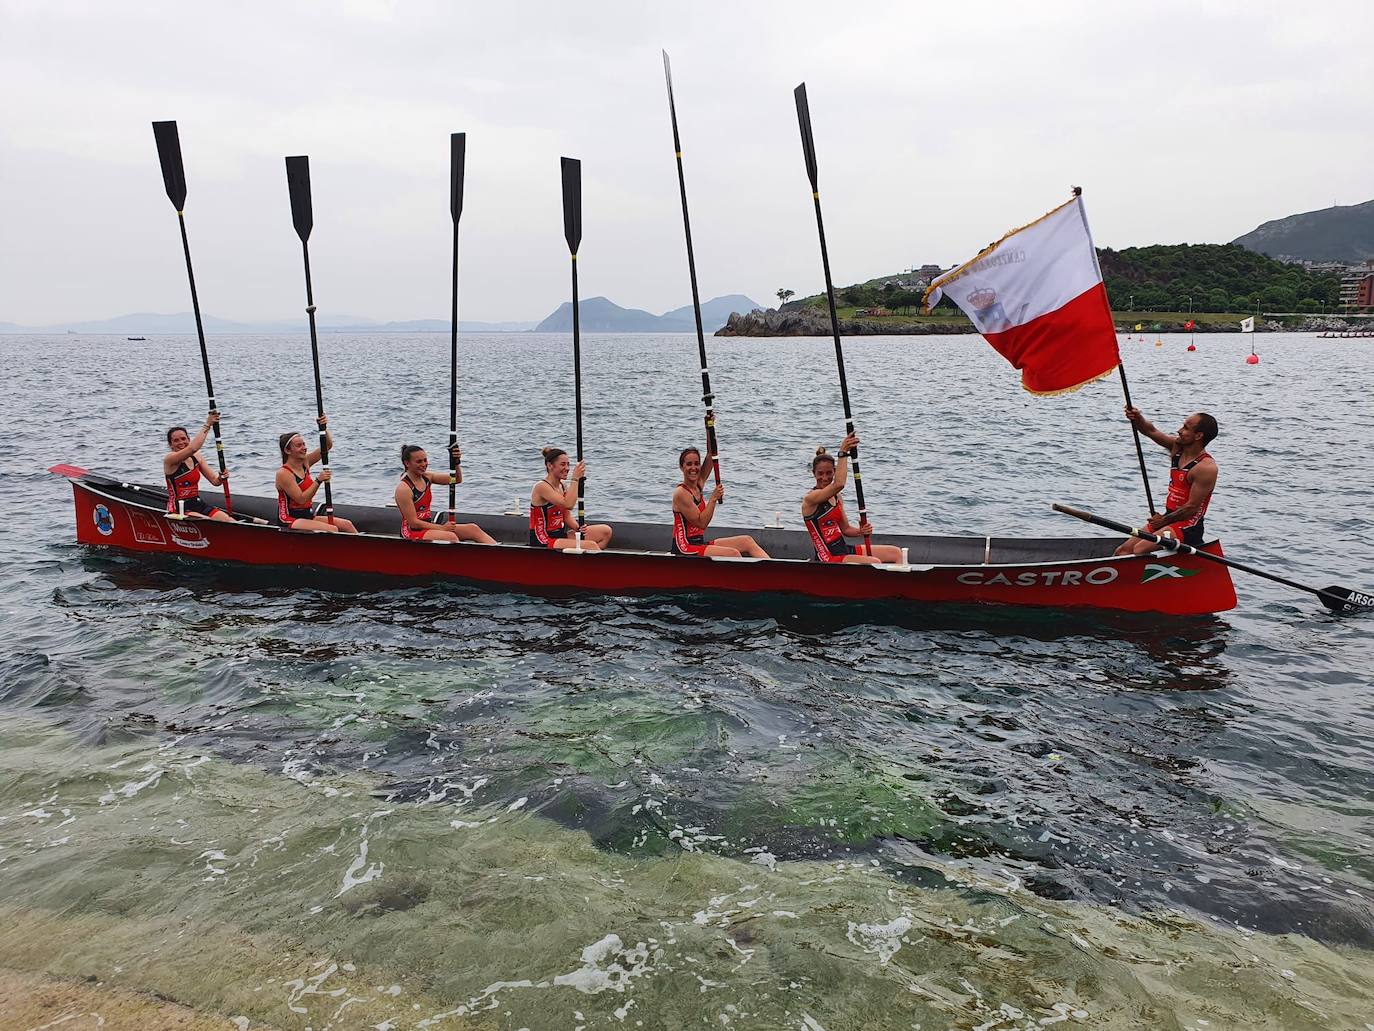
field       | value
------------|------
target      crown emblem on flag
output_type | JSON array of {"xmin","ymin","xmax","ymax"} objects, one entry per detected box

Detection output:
[{"xmin": 967, "ymin": 286, "xmax": 997, "ymax": 309}]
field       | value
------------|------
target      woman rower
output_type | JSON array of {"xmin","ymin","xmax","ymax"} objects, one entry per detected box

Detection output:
[
  {"xmin": 396, "ymin": 444, "xmax": 496, "ymax": 544},
  {"xmin": 163, "ymin": 412, "xmax": 233, "ymax": 520},
  {"xmin": 671, "ymin": 447, "xmax": 769, "ymax": 558},
  {"xmin": 275, "ymin": 416, "xmax": 358, "ymax": 533},
  {"xmin": 530, "ymin": 447, "xmax": 613, "ymax": 551},
  {"xmin": 802, "ymin": 434, "xmax": 901, "ymax": 565}
]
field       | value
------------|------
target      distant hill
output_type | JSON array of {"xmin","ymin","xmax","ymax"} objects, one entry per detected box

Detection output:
[
  {"xmin": 1233, "ymin": 199, "xmax": 1374, "ymax": 263},
  {"xmin": 534, "ymin": 294, "xmax": 762, "ymax": 333},
  {"xmin": 0, "ymin": 313, "xmax": 538, "ymax": 334}
]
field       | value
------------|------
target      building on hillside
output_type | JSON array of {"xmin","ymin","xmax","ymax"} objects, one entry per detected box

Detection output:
[{"xmin": 1339, "ymin": 266, "xmax": 1374, "ymax": 310}]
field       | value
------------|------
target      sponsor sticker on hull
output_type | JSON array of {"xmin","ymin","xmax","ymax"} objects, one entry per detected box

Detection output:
[
  {"xmin": 169, "ymin": 520, "xmax": 210, "ymax": 550},
  {"xmin": 93, "ymin": 504, "xmax": 115, "ymax": 536},
  {"xmin": 130, "ymin": 508, "xmax": 167, "ymax": 545}
]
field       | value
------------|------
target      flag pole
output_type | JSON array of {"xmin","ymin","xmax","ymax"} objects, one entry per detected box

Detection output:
[{"xmin": 1073, "ymin": 187, "xmax": 1156, "ymax": 516}]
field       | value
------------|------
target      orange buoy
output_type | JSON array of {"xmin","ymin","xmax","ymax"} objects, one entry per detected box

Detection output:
[
  {"xmin": 1154, "ymin": 339, "xmax": 1163, "ymax": 347},
  {"xmin": 1246, "ymin": 353, "xmax": 1260, "ymax": 365}
]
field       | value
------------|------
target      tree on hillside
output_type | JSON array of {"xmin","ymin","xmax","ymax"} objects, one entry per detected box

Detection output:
[{"xmin": 776, "ymin": 288, "xmax": 795, "ymax": 307}]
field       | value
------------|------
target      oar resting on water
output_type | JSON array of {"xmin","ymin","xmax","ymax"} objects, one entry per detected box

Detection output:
[{"xmin": 1053, "ymin": 503, "xmax": 1373, "ymax": 614}]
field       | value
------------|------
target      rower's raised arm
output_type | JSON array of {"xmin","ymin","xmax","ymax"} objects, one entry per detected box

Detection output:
[{"xmin": 1125, "ymin": 406, "xmax": 1175, "ymax": 450}]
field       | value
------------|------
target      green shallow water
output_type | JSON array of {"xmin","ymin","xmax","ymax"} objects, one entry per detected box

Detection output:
[{"xmin": 4, "ymin": 719, "xmax": 1373, "ymax": 1030}]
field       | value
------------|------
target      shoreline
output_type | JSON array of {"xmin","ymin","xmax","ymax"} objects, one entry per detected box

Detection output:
[{"xmin": 716, "ymin": 310, "xmax": 1367, "ymax": 337}]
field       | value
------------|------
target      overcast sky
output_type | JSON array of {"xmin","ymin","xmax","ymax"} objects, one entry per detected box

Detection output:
[{"xmin": 3, "ymin": 0, "xmax": 1371, "ymax": 324}]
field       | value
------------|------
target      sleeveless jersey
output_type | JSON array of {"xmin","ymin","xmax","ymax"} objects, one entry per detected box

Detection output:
[
  {"xmin": 1165, "ymin": 451, "xmax": 1212, "ymax": 532},
  {"xmin": 277, "ymin": 465, "xmax": 315, "ymax": 525},
  {"xmin": 804, "ymin": 496, "xmax": 853, "ymax": 563},
  {"xmin": 400, "ymin": 475, "xmax": 433, "ymax": 540},
  {"xmin": 672, "ymin": 485, "xmax": 709, "ymax": 556},
  {"xmin": 165, "ymin": 459, "xmax": 202, "ymax": 513},
  {"xmin": 529, "ymin": 493, "xmax": 567, "ymax": 547}
]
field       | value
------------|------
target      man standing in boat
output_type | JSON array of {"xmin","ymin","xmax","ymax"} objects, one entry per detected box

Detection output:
[{"xmin": 1114, "ymin": 407, "xmax": 1219, "ymax": 556}]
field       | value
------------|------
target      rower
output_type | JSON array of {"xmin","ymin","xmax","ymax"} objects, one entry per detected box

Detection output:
[
  {"xmin": 274, "ymin": 416, "xmax": 359, "ymax": 534},
  {"xmin": 530, "ymin": 447, "xmax": 612, "ymax": 551},
  {"xmin": 802, "ymin": 434, "xmax": 902, "ymax": 565},
  {"xmin": 162, "ymin": 413, "xmax": 233, "ymax": 521},
  {"xmin": 396, "ymin": 444, "xmax": 495, "ymax": 544},
  {"xmin": 1115, "ymin": 407, "xmax": 1219, "ymax": 556},
  {"xmin": 671, "ymin": 446, "xmax": 769, "ymax": 558}
]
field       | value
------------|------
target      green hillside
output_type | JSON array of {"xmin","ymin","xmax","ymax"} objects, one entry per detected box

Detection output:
[{"xmin": 786, "ymin": 244, "xmax": 1341, "ymax": 316}]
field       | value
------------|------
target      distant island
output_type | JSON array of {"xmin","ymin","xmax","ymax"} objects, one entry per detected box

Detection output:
[
  {"xmin": 0, "ymin": 294, "xmax": 763, "ymax": 336},
  {"xmin": 533, "ymin": 294, "xmax": 760, "ymax": 333}
]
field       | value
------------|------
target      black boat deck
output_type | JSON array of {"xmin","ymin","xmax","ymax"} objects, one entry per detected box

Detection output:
[{"xmin": 82, "ymin": 475, "xmax": 1125, "ymax": 567}]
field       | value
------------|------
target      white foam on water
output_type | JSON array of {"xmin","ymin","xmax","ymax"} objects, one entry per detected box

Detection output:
[
  {"xmin": 336, "ymin": 839, "xmax": 384, "ymax": 896},
  {"xmin": 800, "ymin": 1014, "xmax": 827, "ymax": 1030},
  {"xmin": 507, "ymin": 797, "xmax": 528, "ymax": 812},
  {"xmin": 98, "ymin": 764, "xmax": 163, "ymax": 805},
  {"xmin": 751, "ymin": 851, "xmax": 778, "ymax": 872},
  {"xmin": 846, "ymin": 914, "xmax": 914, "ymax": 965}
]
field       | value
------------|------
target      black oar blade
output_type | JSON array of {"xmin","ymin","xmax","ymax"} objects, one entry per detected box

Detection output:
[
  {"xmin": 285, "ymin": 155, "xmax": 313, "ymax": 243},
  {"xmin": 1319, "ymin": 585, "xmax": 1374, "ymax": 614},
  {"xmin": 560, "ymin": 156, "xmax": 582, "ymax": 256},
  {"xmin": 152, "ymin": 120, "xmax": 187, "ymax": 211},
  {"xmin": 450, "ymin": 132, "xmax": 466, "ymax": 224},
  {"xmin": 794, "ymin": 82, "xmax": 818, "ymax": 191}
]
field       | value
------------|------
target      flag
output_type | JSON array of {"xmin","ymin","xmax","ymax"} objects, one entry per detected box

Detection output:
[
  {"xmin": 1241, "ymin": 316, "xmax": 1254, "ymax": 332},
  {"xmin": 1184, "ymin": 319, "xmax": 1195, "ymax": 330},
  {"xmin": 924, "ymin": 195, "xmax": 1120, "ymax": 395}
]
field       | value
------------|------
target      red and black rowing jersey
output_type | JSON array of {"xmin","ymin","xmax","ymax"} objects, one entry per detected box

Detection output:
[
  {"xmin": 400, "ymin": 475, "xmax": 433, "ymax": 540},
  {"xmin": 804, "ymin": 496, "xmax": 854, "ymax": 563},
  {"xmin": 529, "ymin": 498, "xmax": 567, "ymax": 547},
  {"xmin": 1162, "ymin": 450, "xmax": 1213, "ymax": 544},
  {"xmin": 277, "ymin": 465, "xmax": 315, "ymax": 526},
  {"xmin": 671, "ymin": 485, "xmax": 709, "ymax": 556},
  {"xmin": 165, "ymin": 459, "xmax": 202, "ymax": 513}
]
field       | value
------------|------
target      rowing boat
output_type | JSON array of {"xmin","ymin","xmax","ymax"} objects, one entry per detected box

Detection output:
[{"xmin": 54, "ymin": 468, "xmax": 1238, "ymax": 615}]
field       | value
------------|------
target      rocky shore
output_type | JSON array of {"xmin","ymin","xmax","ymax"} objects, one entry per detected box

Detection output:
[{"xmin": 716, "ymin": 309, "xmax": 1366, "ymax": 337}]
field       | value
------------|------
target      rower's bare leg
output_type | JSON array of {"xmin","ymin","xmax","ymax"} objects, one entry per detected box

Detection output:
[
  {"xmin": 583, "ymin": 524, "xmax": 613, "ymax": 548},
  {"xmin": 712, "ymin": 534, "xmax": 769, "ymax": 559},
  {"xmin": 868, "ymin": 544, "xmax": 903, "ymax": 563},
  {"xmin": 839, "ymin": 553, "xmax": 883, "ymax": 565},
  {"xmin": 331, "ymin": 517, "xmax": 359, "ymax": 534},
  {"xmin": 1115, "ymin": 531, "xmax": 1161, "ymax": 557},
  {"xmin": 453, "ymin": 522, "xmax": 497, "ymax": 544},
  {"xmin": 552, "ymin": 537, "xmax": 601, "ymax": 552},
  {"xmin": 287, "ymin": 517, "xmax": 340, "ymax": 533},
  {"xmin": 191, "ymin": 509, "xmax": 235, "ymax": 523},
  {"xmin": 702, "ymin": 543, "xmax": 743, "ymax": 558},
  {"xmin": 419, "ymin": 527, "xmax": 461, "ymax": 542}
]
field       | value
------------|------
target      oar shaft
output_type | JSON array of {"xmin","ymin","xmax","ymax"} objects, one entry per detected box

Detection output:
[
  {"xmin": 1117, "ymin": 363, "xmax": 1156, "ymax": 515},
  {"xmin": 299, "ymin": 241, "xmax": 334, "ymax": 519},
  {"xmin": 173, "ymin": 210, "xmax": 233, "ymax": 515},
  {"xmin": 571, "ymin": 255, "xmax": 585, "ymax": 526},
  {"xmin": 664, "ymin": 53, "xmax": 722, "ymax": 498},
  {"xmin": 810, "ymin": 190, "xmax": 871, "ymax": 554},
  {"xmin": 1051, "ymin": 503, "xmax": 1352, "ymax": 608},
  {"xmin": 449, "ymin": 214, "xmax": 460, "ymax": 519}
]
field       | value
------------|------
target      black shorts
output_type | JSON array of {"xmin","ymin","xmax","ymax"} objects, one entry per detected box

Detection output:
[
  {"xmin": 1181, "ymin": 521, "xmax": 1205, "ymax": 547},
  {"xmin": 175, "ymin": 497, "xmax": 221, "ymax": 518},
  {"xmin": 529, "ymin": 529, "xmax": 568, "ymax": 548}
]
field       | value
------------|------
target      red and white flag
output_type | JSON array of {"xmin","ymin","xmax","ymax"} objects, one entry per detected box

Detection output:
[{"xmin": 924, "ymin": 194, "xmax": 1120, "ymax": 396}]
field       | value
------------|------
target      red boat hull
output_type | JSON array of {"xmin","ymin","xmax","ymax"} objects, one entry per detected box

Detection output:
[{"xmin": 64, "ymin": 476, "xmax": 1238, "ymax": 616}]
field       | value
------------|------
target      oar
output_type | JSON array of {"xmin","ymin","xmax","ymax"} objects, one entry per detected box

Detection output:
[
  {"xmin": 662, "ymin": 51, "xmax": 723, "ymax": 500},
  {"xmin": 1052, "ymin": 503, "xmax": 1373, "ymax": 614},
  {"xmin": 447, "ymin": 132, "xmax": 466, "ymax": 524},
  {"xmin": 560, "ymin": 155, "xmax": 586, "ymax": 528},
  {"xmin": 151, "ymin": 120, "xmax": 233, "ymax": 516},
  {"xmin": 794, "ymin": 82, "xmax": 871, "ymax": 555},
  {"xmin": 284, "ymin": 155, "xmax": 334, "ymax": 523}
]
